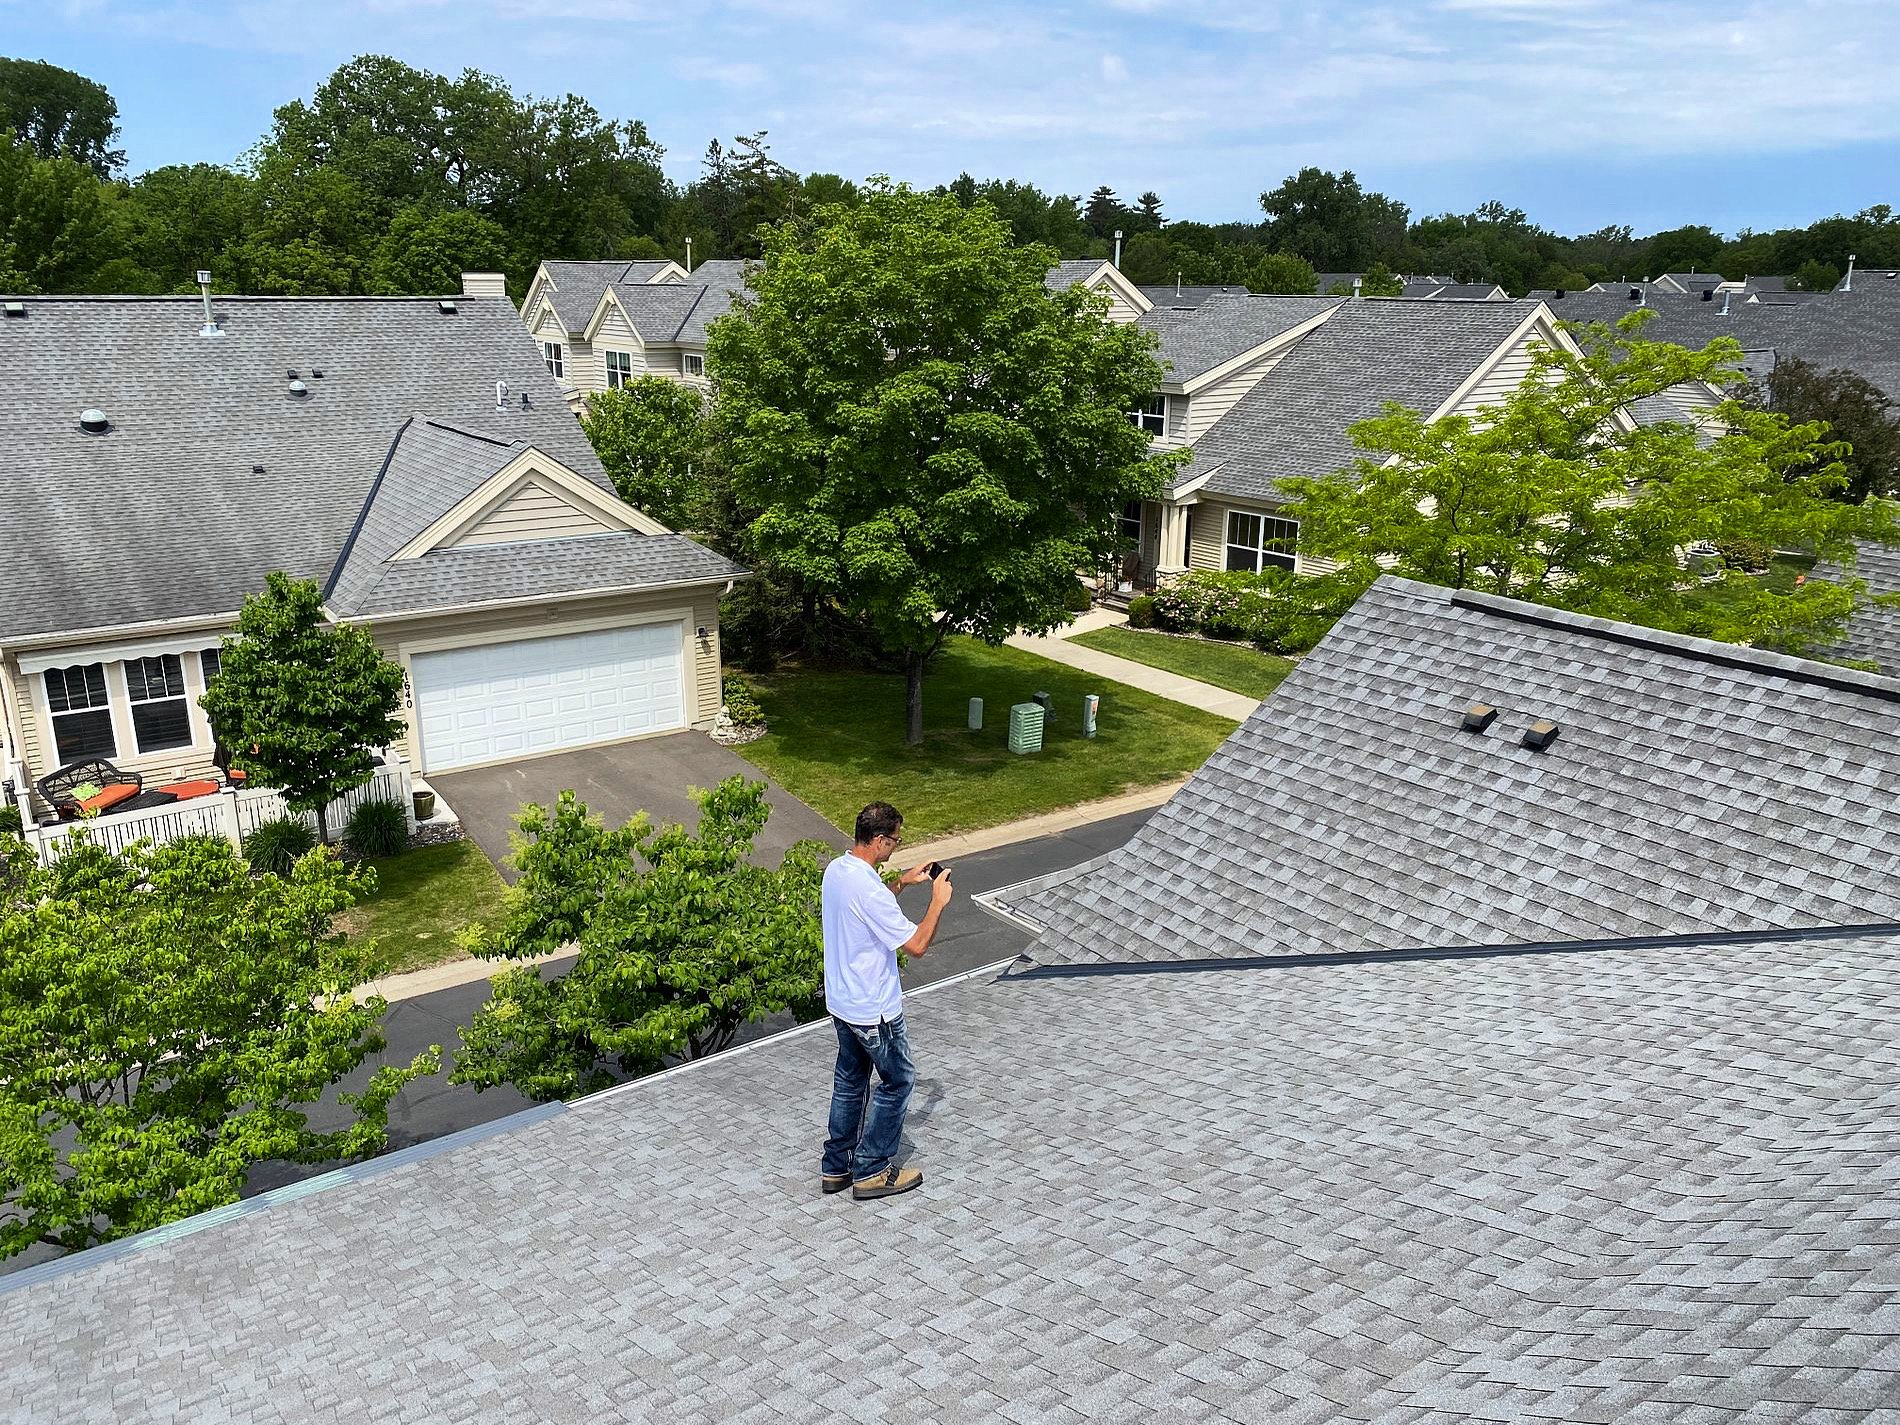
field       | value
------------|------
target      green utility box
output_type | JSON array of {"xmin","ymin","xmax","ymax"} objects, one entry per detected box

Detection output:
[{"xmin": 1008, "ymin": 702, "xmax": 1045, "ymax": 755}]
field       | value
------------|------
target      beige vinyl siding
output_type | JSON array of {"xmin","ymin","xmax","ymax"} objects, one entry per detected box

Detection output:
[
  {"xmin": 373, "ymin": 583, "xmax": 728, "ymax": 767},
  {"xmin": 530, "ymin": 304, "xmax": 565, "ymax": 341},
  {"xmin": 1451, "ymin": 332, "xmax": 1539, "ymax": 415},
  {"xmin": 564, "ymin": 337, "xmax": 593, "ymax": 389},
  {"xmin": 446, "ymin": 480, "xmax": 614, "ymax": 548},
  {"xmin": 9, "ymin": 648, "xmax": 227, "ymax": 815},
  {"xmin": 1101, "ymin": 287, "xmax": 1143, "ymax": 323},
  {"xmin": 1184, "ymin": 345, "xmax": 1300, "ymax": 442},
  {"xmin": 1166, "ymin": 394, "xmax": 1188, "ymax": 435}
]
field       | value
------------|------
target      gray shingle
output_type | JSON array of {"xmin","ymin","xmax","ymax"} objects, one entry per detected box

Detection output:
[
  {"xmin": 1815, "ymin": 540, "xmax": 1900, "ymax": 675},
  {"xmin": 1542, "ymin": 289, "xmax": 1900, "ymax": 404},
  {"xmin": 988, "ymin": 576, "xmax": 1900, "ymax": 967},
  {"xmin": 0, "ymin": 295, "xmax": 620, "ymax": 640},
  {"xmin": 539, "ymin": 259, "xmax": 674, "ymax": 331},
  {"xmin": 1137, "ymin": 284, "xmax": 1250, "ymax": 310},
  {"xmin": 1046, "ymin": 258, "xmax": 1109, "ymax": 291},
  {"xmin": 4, "ymin": 927, "xmax": 1897, "ymax": 1422},
  {"xmin": 1188, "ymin": 300, "xmax": 1539, "ymax": 501},
  {"xmin": 1136, "ymin": 295, "xmax": 1342, "ymax": 385},
  {"xmin": 342, "ymin": 534, "xmax": 743, "ymax": 618}
]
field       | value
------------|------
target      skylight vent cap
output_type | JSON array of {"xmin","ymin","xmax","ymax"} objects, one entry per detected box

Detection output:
[
  {"xmin": 3, "ymin": 301, "xmax": 24, "ymax": 318},
  {"xmin": 438, "ymin": 298, "xmax": 458, "ymax": 315},
  {"xmin": 78, "ymin": 408, "xmax": 109, "ymax": 435},
  {"xmin": 287, "ymin": 379, "xmax": 310, "ymax": 399}
]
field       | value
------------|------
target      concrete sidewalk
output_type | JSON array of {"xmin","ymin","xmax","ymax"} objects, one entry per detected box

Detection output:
[{"xmin": 1008, "ymin": 612, "xmax": 1262, "ymax": 722}]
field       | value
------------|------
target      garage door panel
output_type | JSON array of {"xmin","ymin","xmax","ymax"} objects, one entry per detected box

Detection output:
[{"xmin": 412, "ymin": 622, "xmax": 686, "ymax": 772}]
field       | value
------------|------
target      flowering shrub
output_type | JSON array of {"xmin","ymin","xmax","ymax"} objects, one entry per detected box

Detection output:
[{"xmin": 1152, "ymin": 567, "xmax": 1355, "ymax": 654}]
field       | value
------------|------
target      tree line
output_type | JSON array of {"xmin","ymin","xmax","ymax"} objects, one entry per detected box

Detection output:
[{"xmin": 2, "ymin": 54, "xmax": 1896, "ymax": 299}]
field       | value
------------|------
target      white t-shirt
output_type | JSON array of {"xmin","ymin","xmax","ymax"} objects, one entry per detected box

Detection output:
[{"xmin": 821, "ymin": 854, "xmax": 915, "ymax": 1024}]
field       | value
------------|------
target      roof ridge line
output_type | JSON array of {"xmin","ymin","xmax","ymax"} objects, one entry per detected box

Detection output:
[
  {"xmin": 1442, "ymin": 582, "xmax": 1900, "ymax": 702},
  {"xmin": 421, "ymin": 415, "xmax": 520, "ymax": 448},
  {"xmin": 1010, "ymin": 919, "xmax": 1900, "ymax": 981},
  {"xmin": 323, "ymin": 414, "xmax": 415, "ymax": 602}
]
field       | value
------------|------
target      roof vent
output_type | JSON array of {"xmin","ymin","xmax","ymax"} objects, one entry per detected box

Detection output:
[
  {"xmin": 1522, "ymin": 719, "xmax": 1560, "ymax": 752},
  {"xmin": 311, "ymin": 368, "xmax": 325, "ymax": 378},
  {"xmin": 3, "ymin": 300, "xmax": 23, "ymax": 318},
  {"xmin": 252, "ymin": 463, "xmax": 266, "ymax": 475},
  {"xmin": 1461, "ymin": 703, "xmax": 1498, "ymax": 733},
  {"xmin": 78, "ymin": 408, "xmax": 110, "ymax": 435},
  {"xmin": 1700, "ymin": 288, "xmax": 1713, "ymax": 302},
  {"xmin": 520, "ymin": 392, "xmax": 531, "ymax": 410},
  {"xmin": 438, "ymin": 298, "xmax": 457, "ymax": 315},
  {"xmin": 287, "ymin": 379, "xmax": 310, "ymax": 399},
  {"xmin": 1553, "ymin": 288, "xmax": 1565, "ymax": 300},
  {"xmin": 1628, "ymin": 286, "xmax": 1641, "ymax": 301},
  {"xmin": 286, "ymin": 368, "xmax": 299, "ymax": 380}
]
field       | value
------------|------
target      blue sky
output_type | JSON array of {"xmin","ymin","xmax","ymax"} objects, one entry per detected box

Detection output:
[{"xmin": 5, "ymin": 0, "xmax": 1896, "ymax": 236}]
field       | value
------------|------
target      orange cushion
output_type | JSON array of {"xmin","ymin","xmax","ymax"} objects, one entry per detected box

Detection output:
[
  {"xmin": 78, "ymin": 783, "xmax": 139, "ymax": 814},
  {"xmin": 155, "ymin": 779, "xmax": 220, "ymax": 801}
]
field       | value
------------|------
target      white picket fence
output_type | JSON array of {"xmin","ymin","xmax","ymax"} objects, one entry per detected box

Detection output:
[{"xmin": 14, "ymin": 759, "xmax": 415, "ymax": 866}]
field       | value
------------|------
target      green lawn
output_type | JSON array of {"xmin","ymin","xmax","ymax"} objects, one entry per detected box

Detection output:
[
  {"xmin": 344, "ymin": 840, "xmax": 510, "ymax": 977},
  {"xmin": 1680, "ymin": 552, "xmax": 1815, "ymax": 610},
  {"xmin": 735, "ymin": 637, "xmax": 1238, "ymax": 841},
  {"xmin": 1069, "ymin": 626, "xmax": 1297, "ymax": 700}
]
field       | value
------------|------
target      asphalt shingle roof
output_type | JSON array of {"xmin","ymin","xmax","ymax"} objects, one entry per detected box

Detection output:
[
  {"xmin": 1135, "ymin": 294, "xmax": 1341, "ymax": 384},
  {"xmin": 539, "ymin": 259, "xmax": 675, "ymax": 331},
  {"xmin": 5, "ymin": 923, "xmax": 1897, "ymax": 1422},
  {"xmin": 603, "ymin": 260, "xmax": 750, "ymax": 344},
  {"xmin": 1135, "ymin": 283, "xmax": 1249, "ymax": 309},
  {"xmin": 990, "ymin": 576, "xmax": 1900, "ymax": 967},
  {"xmin": 1543, "ymin": 288, "xmax": 1900, "ymax": 403},
  {"xmin": 1044, "ymin": 257, "xmax": 1108, "ymax": 290},
  {"xmin": 1187, "ymin": 300, "xmax": 1538, "ymax": 501},
  {"xmin": 0, "ymin": 295, "xmax": 622, "ymax": 642},
  {"xmin": 1817, "ymin": 539, "xmax": 1900, "ymax": 674}
]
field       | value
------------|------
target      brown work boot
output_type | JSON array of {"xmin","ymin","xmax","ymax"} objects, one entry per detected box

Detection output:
[
  {"xmin": 821, "ymin": 1172, "xmax": 852, "ymax": 1195},
  {"xmin": 852, "ymin": 1164, "xmax": 923, "ymax": 1200}
]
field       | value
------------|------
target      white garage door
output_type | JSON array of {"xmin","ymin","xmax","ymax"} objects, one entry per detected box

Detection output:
[{"xmin": 411, "ymin": 622, "xmax": 685, "ymax": 772}]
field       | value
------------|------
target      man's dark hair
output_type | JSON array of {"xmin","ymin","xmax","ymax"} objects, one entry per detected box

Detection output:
[{"xmin": 855, "ymin": 802, "xmax": 903, "ymax": 845}]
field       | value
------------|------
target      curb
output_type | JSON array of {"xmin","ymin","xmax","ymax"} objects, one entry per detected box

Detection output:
[{"xmin": 889, "ymin": 779, "xmax": 1180, "ymax": 870}]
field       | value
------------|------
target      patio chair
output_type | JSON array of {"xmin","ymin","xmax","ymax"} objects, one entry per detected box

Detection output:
[
  {"xmin": 212, "ymin": 741, "xmax": 250, "ymax": 787},
  {"xmin": 38, "ymin": 759, "xmax": 143, "ymax": 819}
]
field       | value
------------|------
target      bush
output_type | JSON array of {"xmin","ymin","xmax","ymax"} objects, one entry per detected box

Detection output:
[
  {"xmin": 0, "ymin": 804, "xmax": 20, "ymax": 836},
  {"xmin": 1713, "ymin": 537, "xmax": 1772, "ymax": 572},
  {"xmin": 722, "ymin": 674, "xmax": 766, "ymax": 728},
  {"xmin": 344, "ymin": 797, "xmax": 409, "ymax": 858},
  {"xmin": 245, "ymin": 815, "xmax": 316, "ymax": 875},
  {"xmin": 1065, "ymin": 580, "xmax": 1094, "ymax": 613},
  {"xmin": 1125, "ymin": 595, "xmax": 1155, "ymax": 629},
  {"xmin": 1152, "ymin": 568, "xmax": 1290, "ymax": 638}
]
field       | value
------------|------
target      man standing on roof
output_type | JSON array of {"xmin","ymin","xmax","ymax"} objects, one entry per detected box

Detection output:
[{"xmin": 819, "ymin": 801, "xmax": 954, "ymax": 1200}]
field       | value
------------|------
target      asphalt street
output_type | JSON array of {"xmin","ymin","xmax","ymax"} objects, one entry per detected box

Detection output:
[{"xmin": 243, "ymin": 807, "xmax": 1151, "ymax": 1196}]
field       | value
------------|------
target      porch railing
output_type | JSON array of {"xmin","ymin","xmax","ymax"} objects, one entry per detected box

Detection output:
[{"xmin": 12, "ymin": 758, "xmax": 415, "ymax": 867}]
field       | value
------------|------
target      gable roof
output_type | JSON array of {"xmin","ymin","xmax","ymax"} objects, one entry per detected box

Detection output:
[
  {"xmin": 0, "ymin": 295, "xmax": 639, "ymax": 644},
  {"xmin": 6, "ymin": 891, "xmax": 1896, "ymax": 1419},
  {"xmin": 535, "ymin": 259, "xmax": 681, "ymax": 331},
  {"xmin": 1186, "ymin": 299, "xmax": 1544, "ymax": 501},
  {"xmin": 986, "ymin": 576, "xmax": 1900, "ymax": 968},
  {"xmin": 1134, "ymin": 294, "xmax": 1341, "ymax": 386},
  {"xmin": 1541, "ymin": 287, "xmax": 1900, "ymax": 403},
  {"xmin": 591, "ymin": 260, "xmax": 752, "ymax": 346},
  {"xmin": 1402, "ymin": 282, "xmax": 1508, "ymax": 301}
]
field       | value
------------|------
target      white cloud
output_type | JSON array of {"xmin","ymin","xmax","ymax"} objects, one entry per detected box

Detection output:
[{"xmin": 1100, "ymin": 53, "xmax": 1128, "ymax": 82}]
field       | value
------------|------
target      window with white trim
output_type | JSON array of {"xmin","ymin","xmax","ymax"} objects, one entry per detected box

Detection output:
[
  {"xmin": 1128, "ymin": 393, "xmax": 1166, "ymax": 437},
  {"xmin": 126, "ymin": 654, "xmax": 192, "ymax": 753},
  {"xmin": 542, "ymin": 341, "xmax": 564, "ymax": 379},
  {"xmin": 604, "ymin": 350, "xmax": 633, "ymax": 388},
  {"xmin": 681, "ymin": 352, "xmax": 705, "ymax": 378},
  {"xmin": 1120, "ymin": 500, "xmax": 1143, "ymax": 545},
  {"xmin": 199, "ymin": 647, "xmax": 222, "ymax": 687},
  {"xmin": 44, "ymin": 663, "xmax": 116, "ymax": 763},
  {"xmin": 1225, "ymin": 510, "xmax": 1298, "ymax": 573}
]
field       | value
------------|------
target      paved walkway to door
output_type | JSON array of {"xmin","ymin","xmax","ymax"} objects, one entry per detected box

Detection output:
[
  {"xmin": 1005, "ymin": 608, "xmax": 1262, "ymax": 722},
  {"xmin": 428, "ymin": 731, "xmax": 841, "ymax": 882}
]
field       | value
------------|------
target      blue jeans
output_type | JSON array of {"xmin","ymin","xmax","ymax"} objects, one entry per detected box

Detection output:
[{"xmin": 822, "ymin": 1014, "xmax": 915, "ymax": 1180}]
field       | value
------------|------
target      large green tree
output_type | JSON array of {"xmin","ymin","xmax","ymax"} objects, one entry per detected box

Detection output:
[
  {"xmin": 1260, "ymin": 167, "xmax": 1409, "ymax": 271},
  {"xmin": 1758, "ymin": 357, "xmax": 1900, "ymax": 503},
  {"xmin": 708, "ymin": 181, "xmax": 1182, "ymax": 742},
  {"xmin": 199, "ymin": 573, "xmax": 406, "ymax": 842},
  {"xmin": 1279, "ymin": 312, "xmax": 1899, "ymax": 652},
  {"xmin": 451, "ymin": 778, "xmax": 827, "ymax": 1102},
  {"xmin": 0, "ymin": 832, "xmax": 436, "ymax": 1259},
  {"xmin": 367, "ymin": 204, "xmax": 514, "ymax": 295},
  {"xmin": 0, "ymin": 58, "xmax": 122, "ymax": 176},
  {"xmin": 0, "ymin": 132, "xmax": 117, "ymax": 292},
  {"xmin": 581, "ymin": 374, "xmax": 709, "ymax": 528}
]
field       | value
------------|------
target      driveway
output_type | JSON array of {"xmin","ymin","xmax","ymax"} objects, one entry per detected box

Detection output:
[{"xmin": 429, "ymin": 732, "xmax": 841, "ymax": 879}]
